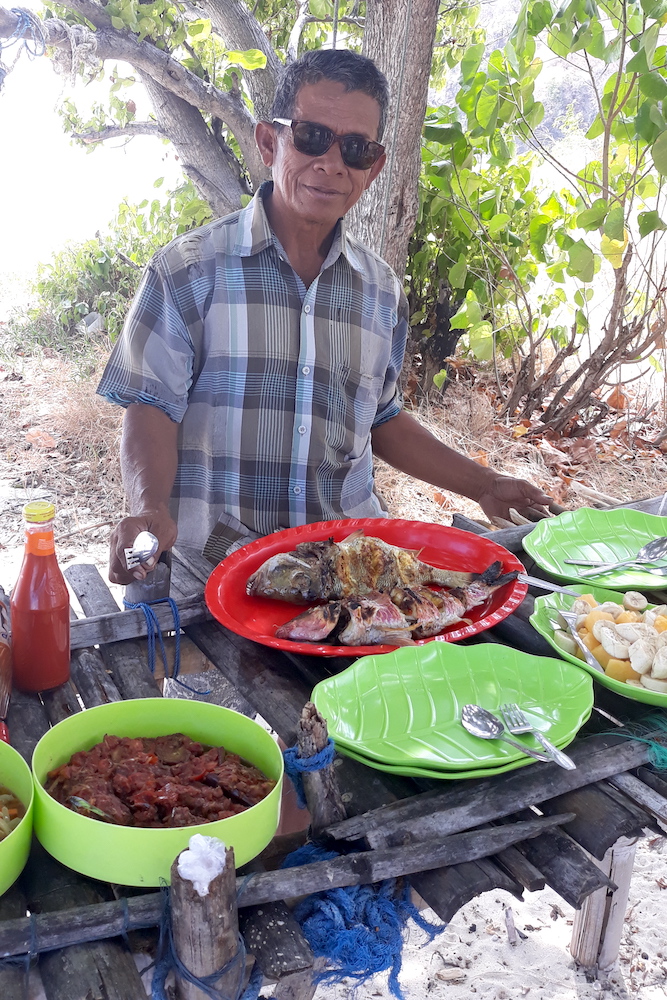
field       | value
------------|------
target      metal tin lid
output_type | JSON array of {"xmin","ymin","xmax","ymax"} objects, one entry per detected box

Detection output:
[{"xmin": 23, "ymin": 500, "xmax": 56, "ymax": 523}]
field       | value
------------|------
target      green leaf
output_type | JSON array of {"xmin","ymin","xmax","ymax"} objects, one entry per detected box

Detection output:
[
  {"xmin": 603, "ymin": 205, "xmax": 625, "ymax": 240},
  {"xmin": 226, "ymin": 49, "xmax": 267, "ymax": 70},
  {"xmin": 448, "ymin": 253, "xmax": 468, "ymax": 289},
  {"xmin": 111, "ymin": 16, "xmax": 124, "ymax": 29},
  {"xmin": 567, "ymin": 240, "xmax": 595, "ymax": 281},
  {"xmin": 638, "ymin": 72, "xmax": 667, "ymax": 101},
  {"xmin": 476, "ymin": 83, "xmax": 500, "ymax": 129},
  {"xmin": 585, "ymin": 115, "xmax": 605, "ymax": 140},
  {"xmin": 460, "ymin": 42, "xmax": 485, "ymax": 83},
  {"xmin": 600, "ymin": 232, "xmax": 627, "ymax": 268},
  {"xmin": 643, "ymin": 22, "xmax": 661, "ymax": 64},
  {"xmin": 487, "ymin": 212, "xmax": 511, "ymax": 236},
  {"xmin": 433, "ymin": 369, "xmax": 448, "ymax": 390},
  {"xmin": 638, "ymin": 209, "xmax": 667, "ymax": 237},
  {"xmin": 449, "ymin": 303, "xmax": 470, "ymax": 330},
  {"xmin": 423, "ymin": 124, "xmax": 463, "ymax": 145},
  {"xmin": 468, "ymin": 321, "xmax": 494, "ymax": 360},
  {"xmin": 187, "ymin": 19, "xmax": 212, "ymax": 40},
  {"xmin": 635, "ymin": 101, "xmax": 661, "ymax": 144},
  {"xmin": 309, "ymin": 0, "xmax": 331, "ymax": 17},
  {"xmin": 577, "ymin": 198, "xmax": 608, "ymax": 231},
  {"xmin": 651, "ymin": 130, "xmax": 667, "ymax": 174},
  {"xmin": 626, "ymin": 49, "xmax": 650, "ymax": 74}
]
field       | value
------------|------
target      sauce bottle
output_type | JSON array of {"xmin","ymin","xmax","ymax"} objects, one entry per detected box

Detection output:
[{"xmin": 10, "ymin": 501, "xmax": 70, "ymax": 692}]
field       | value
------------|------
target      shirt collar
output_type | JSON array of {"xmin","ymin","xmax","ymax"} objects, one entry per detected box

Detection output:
[{"xmin": 234, "ymin": 181, "xmax": 365, "ymax": 275}]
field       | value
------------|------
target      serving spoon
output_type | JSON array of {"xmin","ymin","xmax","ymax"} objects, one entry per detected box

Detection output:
[
  {"xmin": 460, "ymin": 704, "xmax": 551, "ymax": 762},
  {"xmin": 574, "ymin": 536, "xmax": 667, "ymax": 578}
]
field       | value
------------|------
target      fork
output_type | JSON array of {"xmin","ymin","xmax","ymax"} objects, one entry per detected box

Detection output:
[{"xmin": 499, "ymin": 703, "xmax": 577, "ymax": 770}]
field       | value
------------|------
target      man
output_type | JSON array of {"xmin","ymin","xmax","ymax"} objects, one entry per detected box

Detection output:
[{"xmin": 98, "ymin": 49, "xmax": 551, "ymax": 586}]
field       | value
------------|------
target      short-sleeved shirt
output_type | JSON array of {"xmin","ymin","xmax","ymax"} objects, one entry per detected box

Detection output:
[{"xmin": 97, "ymin": 182, "xmax": 409, "ymax": 561}]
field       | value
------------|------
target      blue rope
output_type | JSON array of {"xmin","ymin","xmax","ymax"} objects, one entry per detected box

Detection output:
[
  {"xmin": 151, "ymin": 886, "xmax": 257, "ymax": 1000},
  {"xmin": 123, "ymin": 597, "xmax": 210, "ymax": 695},
  {"xmin": 282, "ymin": 739, "xmax": 335, "ymax": 808},
  {"xmin": 281, "ymin": 843, "xmax": 444, "ymax": 1000},
  {"xmin": 1, "ymin": 9, "xmax": 46, "ymax": 56}
]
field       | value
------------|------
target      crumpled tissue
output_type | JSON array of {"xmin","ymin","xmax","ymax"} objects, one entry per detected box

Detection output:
[{"xmin": 177, "ymin": 834, "xmax": 227, "ymax": 897}]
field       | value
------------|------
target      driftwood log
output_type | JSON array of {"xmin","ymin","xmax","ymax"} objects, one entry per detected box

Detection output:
[
  {"xmin": 297, "ymin": 702, "xmax": 347, "ymax": 835},
  {"xmin": 170, "ymin": 847, "xmax": 241, "ymax": 1000}
]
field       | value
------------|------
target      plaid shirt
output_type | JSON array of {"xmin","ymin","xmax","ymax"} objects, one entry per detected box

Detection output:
[{"xmin": 97, "ymin": 183, "xmax": 408, "ymax": 561}]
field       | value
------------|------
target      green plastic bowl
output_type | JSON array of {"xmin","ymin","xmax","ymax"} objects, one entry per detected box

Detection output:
[
  {"xmin": 32, "ymin": 699, "xmax": 283, "ymax": 886},
  {"xmin": 0, "ymin": 740, "xmax": 34, "ymax": 897}
]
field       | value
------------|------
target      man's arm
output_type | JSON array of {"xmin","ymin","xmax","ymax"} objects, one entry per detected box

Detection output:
[
  {"xmin": 371, "ymin": 410, "xmax": 552, "ymax": 521},
  {"xmin": 108, "ymin": 403, "xmax": 179, "ymax": 584}
]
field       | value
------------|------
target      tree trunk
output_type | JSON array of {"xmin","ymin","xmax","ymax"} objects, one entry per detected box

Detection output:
[
  {"xmin": 140, "ymin": 74, "xmax": 251, "ymax": 217},
  {"xmin": 201, "ymin": 0, "xmax": 283, "ymax": 121},
  {"xmin": 349, "ymin": 0, "xmax": 439, "ymax": 276}
]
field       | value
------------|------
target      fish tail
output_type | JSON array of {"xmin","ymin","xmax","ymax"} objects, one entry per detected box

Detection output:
[{"xmin": 475, "ymin": 561, "xmax": 519, "ymax": 589}]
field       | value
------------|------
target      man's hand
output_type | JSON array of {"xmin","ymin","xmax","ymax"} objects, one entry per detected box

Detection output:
[
  {"xmin": 476, "ymin": 475, "xmax": 552, "ymax": 523},
  {"xmin": 108, "ymin": 404, "xmax": 180, "ymax": 585},
  {"xmin": 109, "ymin": 505, "xmax": 178, "ymax": 585}
]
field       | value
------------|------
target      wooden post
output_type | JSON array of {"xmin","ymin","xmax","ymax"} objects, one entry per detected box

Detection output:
[
  {"xmin": 170, "ymin": 846, "xmax": 241, "ymax": 1000},
  {"xmin": 570, "ymin": 835, "xmax": 638, "ymax": 974},
  {"xmin": 297, "ymin": 702, "xmax": 347, "ymax": 836}
]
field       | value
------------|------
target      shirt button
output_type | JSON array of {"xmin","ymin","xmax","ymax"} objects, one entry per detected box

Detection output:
[
  {"xmin": 293, "ymin": 486, "xmax": 302, "ymax": 495},
  {"xmin": 302, "ymin": 366, "xmax": 311, "ymax": 375},
  {"xmin": 298, "ymin": 425, "xmax": 307, "ymax": 435},
  {"xmin": 304, "ymin": 304, "xmax": 311, "ymax": 314}
]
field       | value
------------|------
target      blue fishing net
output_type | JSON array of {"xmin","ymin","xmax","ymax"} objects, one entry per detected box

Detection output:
[{"xmin": 282, "ymin": 842, "xmax": 444, "ymax": 999}]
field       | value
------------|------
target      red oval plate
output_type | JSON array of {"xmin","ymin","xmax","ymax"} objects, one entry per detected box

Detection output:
[{"xmin": 204, "ymin": 518, "xmax": 527, "ymax": 657}]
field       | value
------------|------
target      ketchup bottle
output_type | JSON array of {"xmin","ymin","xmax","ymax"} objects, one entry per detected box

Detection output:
[{"xmin": 10, "ymin": 501, "xmax": 70, "ymax": 692}]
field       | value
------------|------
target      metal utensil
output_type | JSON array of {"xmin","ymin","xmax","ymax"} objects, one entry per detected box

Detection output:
[
  {"xmin": 576, "ymin": 536, "xmax": 667, "ymax": 578},
  {"xmin": 124, "ymin": 530, "xmax": 159, "ymax": 571},
  {"xmin": 460, "ymin": 704, "xmax": 552, "ymax": 762},
  {"xmin": 517, "ymin": 574, "xmax": 581, "ymax": 596},
  {"xmin": 499, "ymin": 703, "xmax": 576, "ymax": 770},
  {"xmin": 548, "ymin": 610, "xmax": 604, "ymax": 673}
]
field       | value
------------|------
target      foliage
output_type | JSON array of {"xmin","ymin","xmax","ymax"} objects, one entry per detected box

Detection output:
[
  {"xmin": 410, "ymin": 0, "xmax": 667, "ymax": 433},
  {"xmin": 10, "ymin": 180, "xmax": 212, "ymax": 359}
]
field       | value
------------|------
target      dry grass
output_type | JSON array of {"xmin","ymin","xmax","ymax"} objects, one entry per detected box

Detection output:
[
  {"xmin": 0, "ymin": 353, "xmax": 665, "ymax": 566},
  {"xmin": 0, "ymin": 349, "xmax": 124, "ymax": 555}
]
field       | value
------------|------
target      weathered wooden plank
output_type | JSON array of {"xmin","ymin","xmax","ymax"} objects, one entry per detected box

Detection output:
[
  {"xmin": 410, "ymin": 857, "xmax": 523, "ymax": 924},
  {"xmin": 484, "ymin": 614, "xmax": 555, "ymax": 656},
  {"xmin": 41, "ymin": 680, "xmax": 82, "ymax": 726},
  {"xmin": 68, "ymin": 596, "xmax": 211, "ymax": 650},
  {"xmin": 504, "ymin": 814, "xmax": 616, "ymax": 909},
  {"xmin": 65, "ymin": 564, "xmax": 161, "ymax": 700},
  {"xmin": 493, "ymin": 844, "xmax": 546, "ymax": 893},
  {"xmin": 184, "ymin": 620, "xmax": 312, "ymax": 747},
  {"xmin": 6, "ymin": 688, "xmax": 50, "ymax": 764},
  {"xmin": 540, "ymin": 783, "xmax": 653, "ymax": 860},
  {"xmin": 326, "ymin": 733, "xmax": 657, "ymax": 845},
  {"xmin": 20, "ymin": 842, "xmax": 147, "ymax": 1000},
  {"xmin": 0, "ymin": 814, "xmax": 575, "ymax": 959},
  {"xmin": 634, "ymin": 766, "xmax": 667, "ymax": 801},
  {"xmin": 70, "ymin": 648, "xmax": 123, "ymax": 708},
  {"xmin": 0, "ymin": 884, "xmax": 29, "ymax": 1000}
]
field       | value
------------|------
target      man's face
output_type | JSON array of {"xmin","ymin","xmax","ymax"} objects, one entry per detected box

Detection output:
[{"xmin": 257, "ymin": 79, "xmax": 386, "ymax": 229}]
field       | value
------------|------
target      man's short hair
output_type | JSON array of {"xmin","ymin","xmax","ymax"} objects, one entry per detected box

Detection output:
[{"xmin": 270, "ymin": 49, "xmax": 390, "ymax": 141}]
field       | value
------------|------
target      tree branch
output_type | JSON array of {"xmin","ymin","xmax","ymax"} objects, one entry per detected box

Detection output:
[
  {"xmin": 0, "ymin": 3, "xmax": 269, "ymax": 186},
  {"xmin": 73, "ymin": 121, "xmax": 164, "ymax": 144}
]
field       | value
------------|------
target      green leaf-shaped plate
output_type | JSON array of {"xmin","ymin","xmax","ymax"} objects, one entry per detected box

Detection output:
[
  {"xmin": 337, "ymin": 735, "xmax": 575, "ymax": 780},
  {"xmin": 311, "ymin": 642, "xmax": 593, "ymax": 770},
  {"xmin": 522, "ymin": 508, "xmax": 667, "ymax": 589},
  {"xmin": 530, "ymin": 584, "xmax": 667, "ymax": 707}
]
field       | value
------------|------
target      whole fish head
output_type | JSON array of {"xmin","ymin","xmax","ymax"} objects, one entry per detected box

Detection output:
[{"xmin": 246, "ymin": 552, "xmax": 329, "ymax": 603}]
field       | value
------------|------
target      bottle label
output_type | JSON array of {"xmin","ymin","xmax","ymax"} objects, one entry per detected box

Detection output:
[{"xmin": 26, "ymin": 532, "xmax": 55, "ymax": 556}]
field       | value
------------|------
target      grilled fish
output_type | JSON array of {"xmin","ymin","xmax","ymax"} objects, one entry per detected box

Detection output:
[
  {"xmin": 247, "ymin": 530, "xmax": 477, "ymax": 604},
  {"xmin": 275, "ymin": 561, "xmax": 517, "ymax": 646}
]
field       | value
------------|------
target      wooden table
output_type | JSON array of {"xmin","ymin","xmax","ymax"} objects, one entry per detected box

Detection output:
[{"xmin": 1, "ymin": 503, "xmax": 667, "ymax": 1000}]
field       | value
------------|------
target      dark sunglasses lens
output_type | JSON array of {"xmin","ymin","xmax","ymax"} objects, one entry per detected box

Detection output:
[
  {"xmin": 340, "ymin": 136, "xmax": 383, "ymax": 169},
  {"xmin": 292, "ymin": 122, "xmax": 333, "ymax": 156}
]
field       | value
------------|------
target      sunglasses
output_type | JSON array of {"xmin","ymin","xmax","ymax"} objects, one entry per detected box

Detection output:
[{"xmin": 272, "ymin": 118, "xmax": 385, "ymax": 170}]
